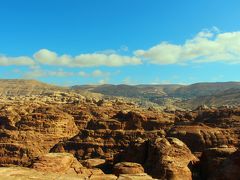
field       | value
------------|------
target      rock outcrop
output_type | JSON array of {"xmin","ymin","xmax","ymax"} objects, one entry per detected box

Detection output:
[
  {"xmin": 113, "ymin": 162, "xmax": 144, "ymax": 176},
  {"xmin": 168, "ymin": 125, "xmax": 234, "ymax": 153},
  {"xmin": 115, "ymin": 137, "xmax": 198, "ymax": 179},
  {"xmin": 0, "ymin": 103, "xmax": 79, "ymax": 166}
]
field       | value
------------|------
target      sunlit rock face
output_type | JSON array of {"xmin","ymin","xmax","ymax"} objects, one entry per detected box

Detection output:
[{"xmin": 0, "ymin": 103, "xmax": 79, "ymax": 166}]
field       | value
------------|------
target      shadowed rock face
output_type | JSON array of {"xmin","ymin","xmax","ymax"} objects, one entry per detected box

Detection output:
[
  {"xmin": 210, "ymin": 150, "xmax": 240, "ymax": 180},
  {"xmin": 200, "ymin": 147, "xmax": 237, "ymax": 179},
  {"xmin": 51, "ymin": 129, "xmax": 166, "ymax": 161},
  {"xmin": 1, "ymin": 92, "xmax": 240, "ymax": 179}
]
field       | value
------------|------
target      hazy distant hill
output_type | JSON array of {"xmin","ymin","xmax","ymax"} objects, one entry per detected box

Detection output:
[
  {"xmin": 73, "ymin": 82, "xmax": 240, "ymax": 98},
  {"xmin": 72, "ymin": 82, "xmax": 240, "ymax": 108},
  {"xmin": 0, "ymin": 79, "xmax": 65, "ymax": 96},
  {"xmin": 72, "ymin": 84, "xmax": 184, "ymax": 98},
  {"xmin": 178, "ymin": 88, "xmax": 240, "ymax": 109},
  {"xmin": 172, "ymin": 82, "xmax": 240, "ymax": 98},
  {"xmin": 0, "ymin": 79, "xmax": 104, "ymax": 99},
  {"xmin": 1, "ymin": 79, "xmax": 240, "ymax": 109}
]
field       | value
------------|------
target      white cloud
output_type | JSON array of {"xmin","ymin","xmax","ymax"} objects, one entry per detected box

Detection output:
[
  {"xmin": 74, "ymin": 53, "xmax": 141, "ymax": 67},
  {"xmin": 98, "ymin": 79, "xmax": 109, "ymax": 84},
  {"xmin": 34, "ymin": 49, "xmax": 141, "ymax": 67},
  {"xmin": 0, "ymin": 49, "xmax": 141, "ymax": 67},
  {"xmin": 33, "ymin": 49, "xmax": 58, "ymax": 65},
  {"xmin": 135, "ymin": 28, "xmax": 240, "ymax": 64},
  {"xmin": 2, "ymin": 28, "xmax": 240, "ymax": 67},
  {"xmin": 0, "ymin": 55, "xmax": 35, "ymax": 66}
]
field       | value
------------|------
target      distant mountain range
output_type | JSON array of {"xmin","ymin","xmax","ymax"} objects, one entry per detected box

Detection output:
[
  {"xmin": 1, "ymin": 79, "xmax": 240, "ymax": 109},
  {"xmin": 72, "ymin": 82, "xmax": 240, "ymax": 98}
]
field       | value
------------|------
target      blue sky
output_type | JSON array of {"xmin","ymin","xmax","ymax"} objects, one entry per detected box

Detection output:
[{"xmin": 0, "ymin": 0, "xmax": 240, "ymax": 85}]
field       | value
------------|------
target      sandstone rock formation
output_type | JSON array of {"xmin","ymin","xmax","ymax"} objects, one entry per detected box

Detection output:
[
  {"xmin": 32, "ymin": 153, "xmax": 84, "ymax": 174},
  {"xmin": 0, "ymin": 153, "xmax": 117, "ymax": 180},
  {"xmin": 0, "ymin": 103, "xmax": 79, "ymax": 166},
  {"xmin": 82, "ymin": 158, "xmax": 106, "ymax": 168},
  {"xmin": 117, "ymin": 173, "xmax": 153, "ymax": 180},
  {"xmin": 115, "ymin": 137, "xmax": 198, "ymax": 179},
  {"xmin": 0, "ymin": 167, "xmax": 87, "ymax": 180},
  {"xmin": 168, "ymin": 125, "xmax": 234, "ymax": 153},
  {"xmin": 113, "ymin": 162, "xmax": 144, "ymax": 176},
  {"xmin": 1, "ymin": 91, "xmax": 240, "ymax": 179}
]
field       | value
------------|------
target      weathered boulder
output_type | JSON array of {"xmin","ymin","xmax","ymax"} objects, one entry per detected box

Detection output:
[
  {"xmin": 32, "ymin": 153, "xmax": 83, "ymax": 174},
  {"xmin": 113, "ymin": 162, "xmax": 144, "ymax": 176},
  {"xmin": 90, "ymin": 174, "xmax": 118, "ymax": 180},
  {"xmin": 146, "ymin": 137, "xmax": 198, "ymax": 179},
  {"xmin": 82, "ymin": 158, "xmax": 106, "ymax": 168},
  {"xmin": 32, "ymin": 153, "xmax": 106, "ymax": 177},
  {"xmin": 116, "ymin": 137, "xmax": 198, "ymax": 179},
  {"xmin": 117, "ymin": 173, "xmax": 153, "ymax": 180}
]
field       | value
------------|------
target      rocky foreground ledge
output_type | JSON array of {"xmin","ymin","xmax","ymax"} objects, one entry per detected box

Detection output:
[
  {"xmin": 0, "ymin": 93, "xmax": 240, "ymax": 179},
  {"xmin": 0, "ymin": 153, "xmax": 153, "ymax": 179}
]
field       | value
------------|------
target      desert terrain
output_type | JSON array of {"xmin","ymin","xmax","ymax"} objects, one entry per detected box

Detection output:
[{"xmin": 0, "ymin": 80, "xmax": 240, "ymax": 179}]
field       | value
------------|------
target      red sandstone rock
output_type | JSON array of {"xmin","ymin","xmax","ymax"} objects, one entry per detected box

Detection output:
[
  {"xmin": 1, "ymin": 94, "xmax": 240, "ymax": 179},
  {"xmin": 113, "ymin": 162, "xmax": 144, "ymax": 176},
  {"xmin": 116, "ymin": 137, "xmax": 198, "ymax": 179},
  {"xmin": 168, "ymin": 125, "xmax": 235, "ymax": 152},
  {"xmin": 117, "ymin": 173, "xmax": 153, "ymax": 180},
  {"xmin": 32, "ymin": 153, "xmax": 83, "ymax": 174},
  {"xmin": 82, "ymin": 158, "xmax": 106, "ymax": 168}
]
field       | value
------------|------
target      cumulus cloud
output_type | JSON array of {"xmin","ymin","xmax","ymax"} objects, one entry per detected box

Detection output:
[
  {"xmin": 0, "ymin": 49, "xmax": 141, "ymax": 67},
  {"xmin": 2, "ymin": 28, "xmax": 240, "ymax": 67},
  {"xmin": 34, "ymin": 49, "xmax": 141, "ymax": 67},
  {"xmin": 135, "ymin": 28, "xmax": 240, "ymax": 64},
  {"xmin": 33, "ymin": 49, "xmax": 58, "ymax": 65},
  {"xmin": 0, "ymin": 55, "xmax": 35, "ymax": 66}
]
